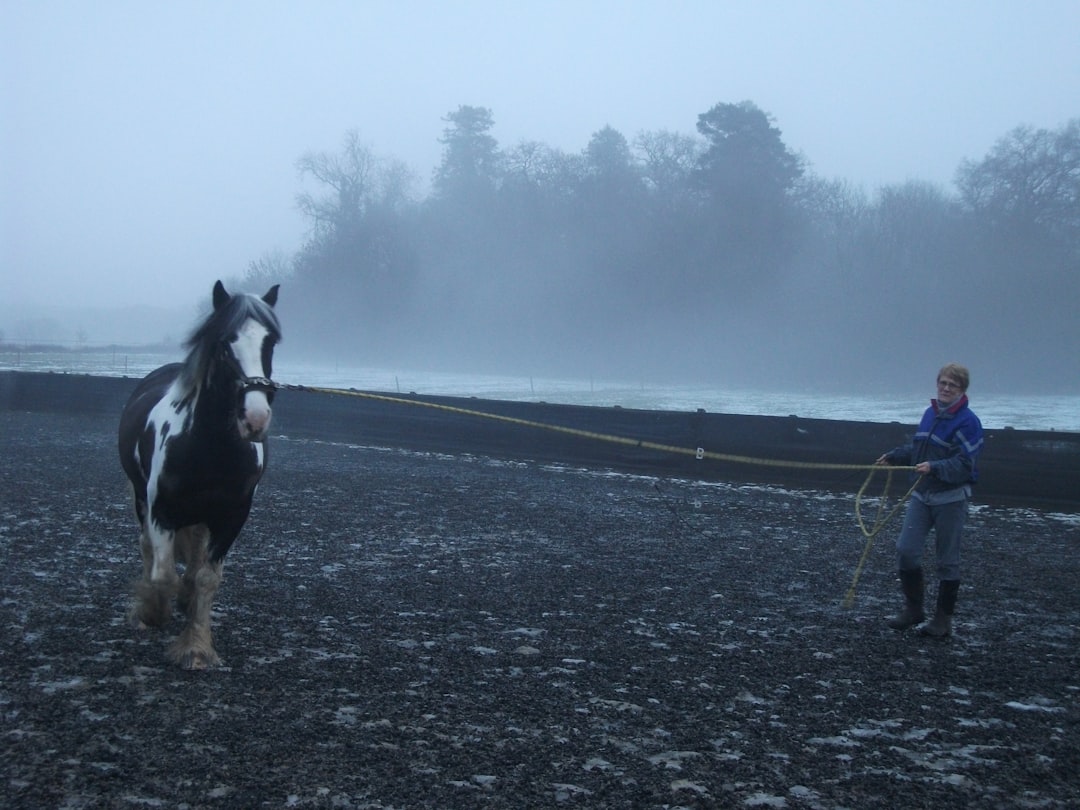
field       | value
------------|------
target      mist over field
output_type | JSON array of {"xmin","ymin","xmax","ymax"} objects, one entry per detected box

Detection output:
[
  {"xmin": 229, "ymin": 110, "xmax": 1080, "ymax": 396},
  {"xmin": 5, "ymin": 113, "xmax": 1077, "ymax": 396},
  {"xmin": 3, "ymin": 3, "xmax": 1077, "ymax": 395}
]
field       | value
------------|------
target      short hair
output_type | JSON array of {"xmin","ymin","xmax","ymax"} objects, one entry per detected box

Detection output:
[{"xmin": 938, "ymin": 363, "xmax": 970, "ymax": 391}]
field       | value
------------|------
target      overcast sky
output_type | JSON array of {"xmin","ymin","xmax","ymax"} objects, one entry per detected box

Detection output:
[{"xmin": 2, "ymin": 0, "xmax": 1078, "ymax": 316}]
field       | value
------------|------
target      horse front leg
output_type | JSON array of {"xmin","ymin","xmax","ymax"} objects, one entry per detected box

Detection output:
[
  {"xmin": 169, "ymin": 558, "xmax": 224, "ymax": 670},
  {"xmin": 169, "ymin": 507, "xmax": 250, "ymax": 670},
  {"xmin": 175, "ymin": 525, "xmax": 210, "ymax": 617},
  {"xmin": 130, "ymin": 518, "xmax": 178, "ymax": 629},
  {"xmin": 171, "ymin": 524, "xmax": 223, "ymax": 669}
]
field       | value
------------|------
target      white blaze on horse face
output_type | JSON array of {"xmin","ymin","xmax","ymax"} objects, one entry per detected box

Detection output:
[{"xmin": 232, "ymin": 319, "xmax": 273, "ymax": 440}]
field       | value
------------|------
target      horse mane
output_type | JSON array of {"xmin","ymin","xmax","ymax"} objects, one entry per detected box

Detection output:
[{"xmin": 178, "ymin": 290, "xmax": 282, "ymax": 394}]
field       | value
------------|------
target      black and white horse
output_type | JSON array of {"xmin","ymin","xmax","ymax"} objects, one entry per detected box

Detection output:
[{"xmin": 118, "ymin": 280, "xmax": 281, "ymax": 669}]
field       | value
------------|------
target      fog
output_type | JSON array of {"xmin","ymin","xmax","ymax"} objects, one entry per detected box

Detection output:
[{"xmin": 3, "ymin": 1, "xmax": 1078, "ymax": 394}]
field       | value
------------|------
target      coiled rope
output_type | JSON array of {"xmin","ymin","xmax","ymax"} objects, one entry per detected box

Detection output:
[
  {"xmin": 284, "ymin": 384, "xmax": 920, "ymax": 606},
  {"xmin": 845, "ymin": 467, "xmax": 921, "ymax": 608}
]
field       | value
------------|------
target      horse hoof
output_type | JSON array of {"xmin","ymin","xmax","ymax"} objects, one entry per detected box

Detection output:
[
  {"xmin": 175, "ymin": 650, "xmax": 220, "ymax": 670},
  {"xmin": 184, "ymin": 655, "xmax": 214, "ymax": 671},
  {"xmin": 127, "ymin": 607, "xmax": 156, "ymax": 631},
  {"xmin": 170, "ymin": 639, "xmax": 221, "ymax": 670},
  {"xmin": 132, "ymin": 580, "xmax": 176, "ymax": 627}
]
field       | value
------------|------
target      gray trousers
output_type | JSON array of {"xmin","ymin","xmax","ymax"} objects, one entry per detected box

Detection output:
[{"xmin": 895, "ymin": 496, "xmax": 967, "ymax": 581}]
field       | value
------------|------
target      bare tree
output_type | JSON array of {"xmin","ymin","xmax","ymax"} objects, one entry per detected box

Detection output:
[
  {"xmin": 296, "ymin": 129, "xmax": 414, "ymax": 237},
  {"xmin": 634, "ymin": 129, "xmax": 701, "ymax": 199},
  {"xmin": 956, "ymin": 119, "xmax": 1080, "ymax": 239}
]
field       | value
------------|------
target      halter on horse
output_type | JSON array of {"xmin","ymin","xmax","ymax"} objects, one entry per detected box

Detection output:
[{"xmin": 118, "ymin": 280, "xmax": 282, "ymax": 669}]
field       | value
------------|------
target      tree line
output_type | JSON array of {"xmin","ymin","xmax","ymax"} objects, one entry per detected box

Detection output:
[{"xmin": 242, "ymin": 102, "xmax": 1079, "ymax": 392}]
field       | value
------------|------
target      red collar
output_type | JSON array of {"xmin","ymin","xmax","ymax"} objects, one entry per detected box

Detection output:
[{"xmin": 931, "ymin": 393, "xmax": 968, "ymax": 415}]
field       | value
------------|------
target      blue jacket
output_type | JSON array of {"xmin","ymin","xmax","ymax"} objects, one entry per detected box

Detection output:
[{"xmin": 886, "ymin": 394, "xmax": 984, "ymax": 499}]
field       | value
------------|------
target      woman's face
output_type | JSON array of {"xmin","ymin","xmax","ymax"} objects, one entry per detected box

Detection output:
[{"xmin": 936, "ymin": 376, "xmax": 964, "ymax": 406}]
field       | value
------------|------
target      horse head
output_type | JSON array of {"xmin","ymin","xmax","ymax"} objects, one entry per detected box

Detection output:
[{"xmin": 188, "ymin": 281, "xmax": 282, "ymax": 442}]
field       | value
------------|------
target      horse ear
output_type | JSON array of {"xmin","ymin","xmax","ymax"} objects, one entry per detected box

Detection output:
[
  {"xmin": 263, "ymin": 284, "xmax": 280, "ymax": 308},
  {"xmin": 212, "ymin": 280, "xmax": 230, "ymax": 311}
]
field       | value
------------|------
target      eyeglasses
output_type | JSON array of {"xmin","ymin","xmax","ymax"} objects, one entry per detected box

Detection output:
[{"xmin": 937, "ymin": 380, "xmax": 962, "ymax": 390}]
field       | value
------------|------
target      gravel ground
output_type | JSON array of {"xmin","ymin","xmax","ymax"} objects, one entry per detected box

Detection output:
[{"xmin": 2, "ymin": 409, "xmax": 1078, "ymax": 809}]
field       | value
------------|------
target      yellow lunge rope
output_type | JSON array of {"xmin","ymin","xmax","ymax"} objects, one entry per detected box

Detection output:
[
  {"xmin": 843, "ymin": 467, "xmax": 922, "ymax": 608},
  {"xmin": 288, "ymin": 385, "xmax": 919, "ymax": 606}
]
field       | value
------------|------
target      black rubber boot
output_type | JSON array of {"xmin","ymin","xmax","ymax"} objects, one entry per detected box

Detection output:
[
  {"xmin": 887, "ymin": 568, "xmax": 925, "ymax": 630},
  {"xmin": 919, "ymin": 580, "xmax": 960, "ymax": 637}
]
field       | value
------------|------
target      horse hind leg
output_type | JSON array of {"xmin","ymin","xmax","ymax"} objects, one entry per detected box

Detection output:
[
  {"xmin": 129, "ymin": 525, "xmax": 178, "ymax": 629},
  {"xmin": 169, "ymin": 559, "xmax": 224, "ymax": 670}
]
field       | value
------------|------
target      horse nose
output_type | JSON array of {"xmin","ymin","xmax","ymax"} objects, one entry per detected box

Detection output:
[
  {"xmin": 244, "ymin": 410, "xmax": 272, "ymax": 439},
  {"xmin": 240, "ymin": 392, "xmax": 273, "ymax": 439}
]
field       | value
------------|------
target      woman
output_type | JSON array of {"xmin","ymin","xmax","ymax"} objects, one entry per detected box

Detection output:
[{"xmin": 876, "ymin": 363, "xmax": 984, "ymax": 637}]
